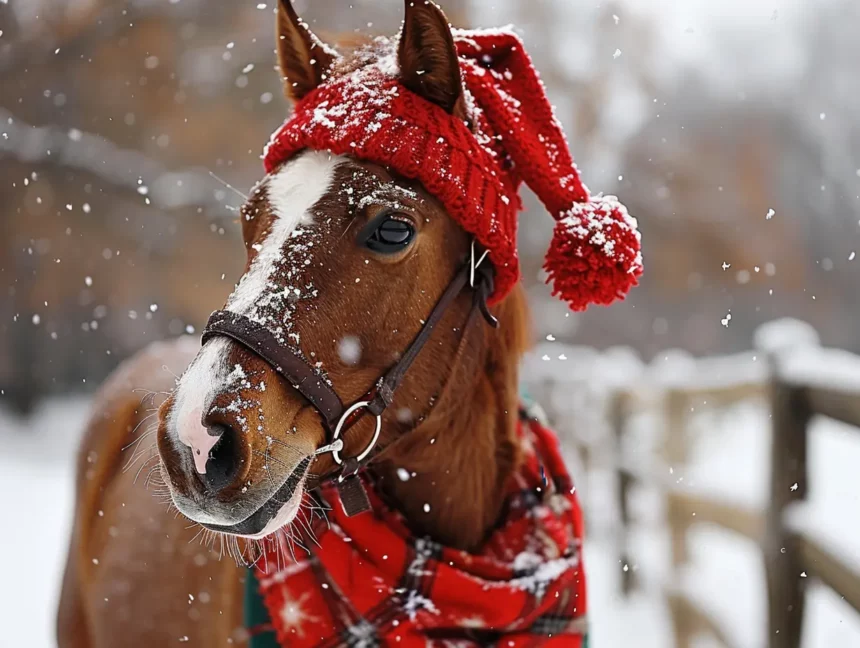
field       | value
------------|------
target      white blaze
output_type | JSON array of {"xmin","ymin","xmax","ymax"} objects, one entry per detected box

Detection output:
[
  {"xmin": 173, "ymin": 338, "xmax": 230, "ymax": 474},
  {"xmin": 227, "ymin": 151, "xmax": 343, "ymax": 316},
  {"xmin": 171, "ymin": 151, "xmax": 344, "ymax": 474}
]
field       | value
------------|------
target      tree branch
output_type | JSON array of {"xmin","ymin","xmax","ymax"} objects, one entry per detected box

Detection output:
[{"xmin": 0, "ymin": 107, "xmax": 240, "ymax": 216}]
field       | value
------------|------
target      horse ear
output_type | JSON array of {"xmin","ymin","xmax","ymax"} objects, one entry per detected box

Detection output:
[
  {"xmin": 276, "ymin": 0, "xmax": 338, "ymax": 102},
  {"xmin": 398, "ymin": 1, "xmax": 467, "ymax": 119}
]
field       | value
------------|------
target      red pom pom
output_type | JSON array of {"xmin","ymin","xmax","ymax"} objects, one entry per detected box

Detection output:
[{"xmin": 543, "ymin": 195, "xmax": 643, "ymax": 311}]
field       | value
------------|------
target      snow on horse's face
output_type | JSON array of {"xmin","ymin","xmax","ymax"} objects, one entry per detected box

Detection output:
[{"xmin": 156, "ymin": 1, "xmax": 474, "ymax": 538}]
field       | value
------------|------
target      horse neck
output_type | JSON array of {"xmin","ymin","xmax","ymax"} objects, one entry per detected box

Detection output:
[{"xmin": 374, "ymin": 285, "xmax": 530, "ymax": 551}]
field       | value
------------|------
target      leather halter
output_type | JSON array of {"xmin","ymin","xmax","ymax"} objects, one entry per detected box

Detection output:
[{"xmin": 202, "ymin": 246, "xmax": 498, "ymax": 516}]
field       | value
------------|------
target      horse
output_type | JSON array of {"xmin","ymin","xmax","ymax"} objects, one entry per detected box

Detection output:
[{"xmin": 58, "ymin": 1, "xmax": 641, "ymax": 646}]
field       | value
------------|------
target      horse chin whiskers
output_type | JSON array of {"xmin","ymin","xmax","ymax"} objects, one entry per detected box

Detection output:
[
  {"xmin": 186, "ymin": 482, "xmax": 322, "ymax": 570},
  {"xmin": 177, "ymin": 454, "xmax": 311, "ymax": 539},
  {"xmin": 237, "ymin": 478, "xmax": 303, "ymax": 537},
  {"xmin": 209, "ymin": 516, "xmax": 317, "ymax": 571}
]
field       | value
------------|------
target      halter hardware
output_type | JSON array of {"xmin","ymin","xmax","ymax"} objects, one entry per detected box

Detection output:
[
  {"xmin": 330, "ymin": 401, "xmax": 381, "ymax": 466},
  {"xmin": 313, "ymin": 439, "xmax": 343, "ymax": 456},
  {"xmin": 470, "ymin": 239, "xmax": 490, "ymax": 288},
  {"xmin": 202, "ymin": 245, "xmax": 497, "ymax": 516}
]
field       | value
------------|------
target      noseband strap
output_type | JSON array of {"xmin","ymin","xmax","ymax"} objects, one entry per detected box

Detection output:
[
  {"xmin": 202, "ymin": 256, "xmax": 497, "ymax": 515},
  {"xmin": 202, "ymin": 310, "xmax": 347, "ymax": 430}
]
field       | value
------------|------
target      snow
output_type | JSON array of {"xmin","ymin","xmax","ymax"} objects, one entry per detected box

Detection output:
[
  {"xmin": 780, "ymin": 347, "xmax": 860, "ymax": 392},
  {"xmin": 550, "ymin": 341, "xmax": 860, "ymax": 647},
  {"xmin": 647, "ymin": 348, "xmax": 766, "ymax": 391},
  {"xmin": 794, "ymin": 417, "xmax": 860, "ymax": 570},
  {"xmin": 227, "ymin": 151, "xmax": 341, "ymax": 325},
  {"xmin": 6, "ymin": 339, "xmax": 860, "ymax": 648},
  {"xmin": 0, "ymin": 398, "xmax": 87, "ymax": 648},
  {"xmin": 754, "ymin": 318, "xmax": 821, "ymax": 355},
  {"xmin": 559, "ymin": 195, "xmax": 642, "ymax": 269},
  {"xmin": 585, "ymin": 538, "xmax": 674, "ymax": 648},
  {"xmin": 752, "ymin": 318, "xmax": 860, "ymax": 391},
  {"xmin": 671, "ymin": 409, "xmax": 860, "ymax": 648}
]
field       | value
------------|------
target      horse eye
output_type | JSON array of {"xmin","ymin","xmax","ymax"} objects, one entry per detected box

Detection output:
[{"xmin": 365, "ymin": 216, "xmax": 415, "ymax": 254}]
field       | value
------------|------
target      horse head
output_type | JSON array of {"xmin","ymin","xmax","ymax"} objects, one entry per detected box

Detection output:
[{"xmin": 156, "ymin": 1, "xmax": 525, "ymax": 544}]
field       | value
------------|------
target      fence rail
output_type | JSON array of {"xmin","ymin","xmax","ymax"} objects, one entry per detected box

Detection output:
[
  {"xmin": 667, "ymin": 591, "xmax": 739, "ymax": 648},
  {"xmin": 805, "ymin": 385, "xmax": 860, "ymax": 430},
  {"xmin": 795, "ymin": 534, "xmax": 860, "ymax": 616},
  {"xmin": 604, "ymin": 322, "xmax": 860, "ymax": 648}
]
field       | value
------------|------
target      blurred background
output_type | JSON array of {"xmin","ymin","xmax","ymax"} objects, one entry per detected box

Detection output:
[{"xmin": 2, "ymin": 0, "xmax": 860, "ymax": 646}]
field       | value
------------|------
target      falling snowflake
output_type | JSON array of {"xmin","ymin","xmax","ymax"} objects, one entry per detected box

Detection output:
[{"xmin": 337, "ymin": 335, "xmax": 361, "ymax": 365}]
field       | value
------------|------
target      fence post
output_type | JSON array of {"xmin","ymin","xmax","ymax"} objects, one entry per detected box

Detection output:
[
  {"xmin": 611, "ymin": 391, "xmax": 634, "ymax": 595},
  {"xmin": 668, "ymin": 593, "xmax": 696, "ymax": 648},
  {"xmin": 663, "ymin": 389, "xmax": 691, "ymax": 575},
  {"xmin": 664, "ymin": 389, "xmax": 688, "ymax": 467},
  {"xmin": 756, "ymin": 321, "xmax": 817, "ymax": 648},
  {"xmin": 765, "ymin": 377, "xmax": 809, "ymax": 648}
]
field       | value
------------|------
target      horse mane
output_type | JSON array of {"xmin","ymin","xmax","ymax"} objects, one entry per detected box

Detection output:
[{"xmin": 375, "ymin": 283, "xmax": 531, "ymax": 549}]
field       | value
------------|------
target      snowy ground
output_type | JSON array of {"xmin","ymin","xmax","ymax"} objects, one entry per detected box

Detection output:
[
  {"xmin": 0, "ymin": 398, "xmax": 89, "ymax": 648},
  {"xmin": 2, "ymin": 390, "xmax": 860, "ymax": 648},
  {"xmin": 576, "ymin": 399, "xmax": 860, "ymax": 648}
]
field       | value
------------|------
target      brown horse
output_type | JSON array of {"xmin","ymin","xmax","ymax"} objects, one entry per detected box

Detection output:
[{"xmin": 57, "ymin": 3, "xmax": 537, "ymax": 646}]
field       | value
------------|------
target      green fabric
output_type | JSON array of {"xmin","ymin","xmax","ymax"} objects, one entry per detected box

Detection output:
[
  {"xmin": 519, "ymin": 385, "xmax": 535, "ymax": 404},
  {"xmin": 245, "ymin": 569, "xmax": 279, "ymax": 648}
]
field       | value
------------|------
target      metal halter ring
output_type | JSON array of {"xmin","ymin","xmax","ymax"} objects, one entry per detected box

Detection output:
[
  {"xmin": 330, "ymin": 401, "xmax": 382, "ymax": 466},
  {"xmin": 470, "ymin": 239, "xmax": 489, "ymax": 288}
]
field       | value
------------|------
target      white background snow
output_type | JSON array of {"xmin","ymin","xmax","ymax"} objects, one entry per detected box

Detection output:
[
  {"xmin": 4, "ymin": 0, "xmax": 860, "ymax": 645},
  {"xmin": 4, "ymin": 340, "xmax": 860, "ymax": 648}
]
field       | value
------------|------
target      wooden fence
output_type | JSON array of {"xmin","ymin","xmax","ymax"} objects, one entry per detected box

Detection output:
[{"xmin": 601, "ymin": 322, "xmax": 860, "ymax": 648}]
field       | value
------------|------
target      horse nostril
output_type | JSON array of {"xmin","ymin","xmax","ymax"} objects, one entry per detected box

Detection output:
[{"xmin": 202, "ymin": 424, "xmax": 242, "ymax": 493}]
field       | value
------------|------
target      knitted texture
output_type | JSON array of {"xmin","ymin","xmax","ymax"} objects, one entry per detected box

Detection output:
[
  {"xmin": 253, "ymin": 411, "xmax": 588, "ymax": 647},
  {"xmin": 264, "ymin": 28, "xmax": 642, "ymax": 310}
]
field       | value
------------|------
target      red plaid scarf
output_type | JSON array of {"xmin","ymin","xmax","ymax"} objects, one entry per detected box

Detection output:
[{"xmin": 254, "ymin": 410, "xmax": 587, "ymax": 647}]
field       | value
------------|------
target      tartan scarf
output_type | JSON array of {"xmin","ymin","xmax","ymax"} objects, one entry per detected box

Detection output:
[{"xmin": 251, "ymin": 409, "xmax": 588, "ymax": 647}]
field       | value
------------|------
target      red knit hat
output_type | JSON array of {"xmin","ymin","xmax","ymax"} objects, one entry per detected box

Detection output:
[{"xmin": 264, "ymin": 28, "xmax": 642, "ymax": 311}]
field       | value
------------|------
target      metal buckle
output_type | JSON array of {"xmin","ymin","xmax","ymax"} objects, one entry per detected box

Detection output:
[
  {"xmin": 329, "ymin": 400, "xmax": 382, "ymax": 466},
  {"xmin": 313, "ymin": 439, "xmax": 343, "ymax": 456},
  {"xmin": 470, "ymin": 239, "xmax": 489, "ymax": 288}
]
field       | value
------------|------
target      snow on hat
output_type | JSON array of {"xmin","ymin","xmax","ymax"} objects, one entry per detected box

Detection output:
[{"xmin": 264, "ymin": 27, "xmax": 643, "ymax": 311}]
